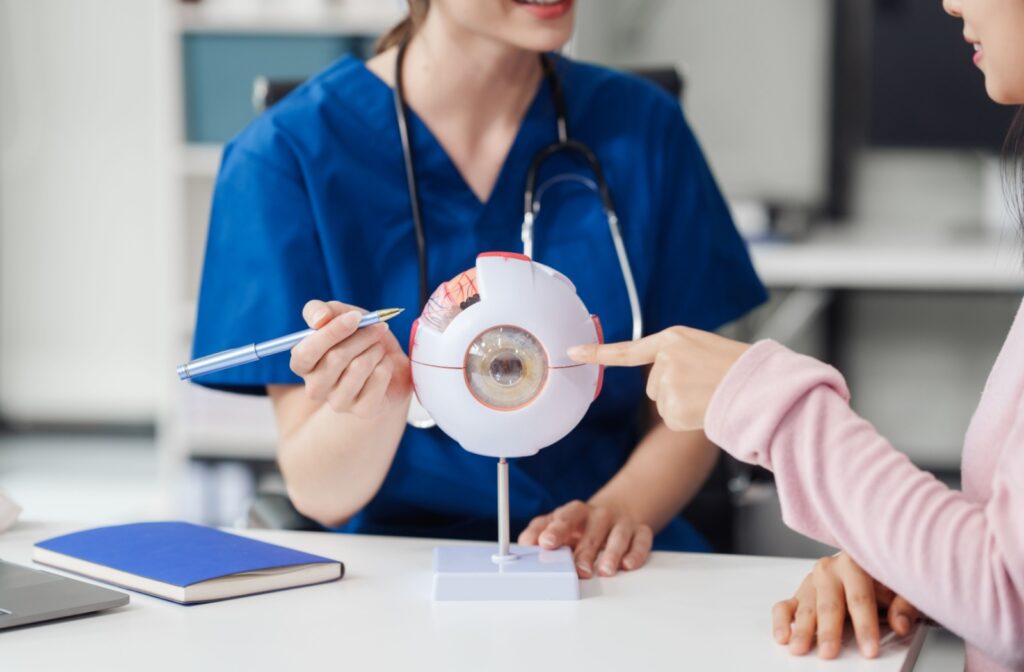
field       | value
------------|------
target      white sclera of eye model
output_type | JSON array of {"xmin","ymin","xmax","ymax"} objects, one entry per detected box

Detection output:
[{"xmin": 410, "ymin": 252, "xmax": 604, "ymax": 459}]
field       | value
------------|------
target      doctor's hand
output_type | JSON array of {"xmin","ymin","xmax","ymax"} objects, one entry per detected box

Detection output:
[
  {"xmin": 289, "ymin": 300, "xmax": 411, "ymax": 418},
  {"xmin": 517, "ymin": 500, "xmax": 653, "ymax": 579},
  {"xmin": 568, "ymin": 327, "xmax": 750, "ymax": 432},
  {"xmin": 775, "ymin": 553, "xmax": 921, "ymax": 659}
]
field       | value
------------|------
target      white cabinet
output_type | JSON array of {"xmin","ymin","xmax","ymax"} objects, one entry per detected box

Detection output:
[{"xmin": 0, "ymin": 0, "xmax": 164, "ymax": 423}]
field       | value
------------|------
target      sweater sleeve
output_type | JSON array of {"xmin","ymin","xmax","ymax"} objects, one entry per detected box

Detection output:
[{"xmin": 705, "ymin": 340, "xmax": 1024, "ymax": 669}]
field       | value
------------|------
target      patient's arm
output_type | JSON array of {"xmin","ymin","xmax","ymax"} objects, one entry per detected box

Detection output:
[{"xmin": 705, "ymin": 341, "xmax": 1024, "ymax": 668}]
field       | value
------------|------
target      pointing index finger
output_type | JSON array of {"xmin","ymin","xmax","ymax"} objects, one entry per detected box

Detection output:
[{"xmin": 567, "ymin": 333, "xmax": 663, "ymax": 367}]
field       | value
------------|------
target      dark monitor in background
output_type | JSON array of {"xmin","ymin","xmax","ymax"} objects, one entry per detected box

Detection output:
[
  {"xmin": 866, "ymin": 0, "xmax": 1016, "ymax": 151},
  {"xmin": 828, "ymin": 0, "xmax": 1018, "ymax": 218}
]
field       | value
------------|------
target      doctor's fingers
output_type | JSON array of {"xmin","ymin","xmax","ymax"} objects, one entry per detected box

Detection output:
[
  {"xmin": 301, "ymin": 300, "xmax": 360, "ymax": 328},
  {"xmin": 573, "ymin": 506, "xmax": 616, "ymax": 578},
  {"xmin": 324, "ymin": 344, "xmax": 387, "ymax": 413},
  {"xmin": 292, "ymin": 310, "xmax": 369, "ymax": 375},
  {"xmin": 349, "ymin": 356, "xmax": 394, "ymax": 419},
  {"xmin": 537, "ymin": 500, "xmax": 590, "ymax": 549},
  {"xmin": 620, "ymin": 522, "xmax": 653, "ymax": 571},
  {"xmin": 297, "ymin": 325, "xmax": 388, "ymax": 400},
  {"xmin": 595, "ymin": 518, "xmax": 632, "ymax": 576},
  {"xmin": 518, "ymin": 514, "xmax": 553, "ymax": 546},
  {"xmin": 597, "ymin": 518, "xmax": 651, "ymax": 576}
]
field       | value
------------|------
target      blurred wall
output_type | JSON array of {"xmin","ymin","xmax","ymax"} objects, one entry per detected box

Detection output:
[
  {"xmin": 574, "ymin": 0, "xmax": 833, "ymax": 209},
  {"xmin": 0, "ymin": 0, "xmax": 163, "ymax": 424},
  {"xmin": 843, "ymin": 292, "xmax": 1018, "ymax": 466}
]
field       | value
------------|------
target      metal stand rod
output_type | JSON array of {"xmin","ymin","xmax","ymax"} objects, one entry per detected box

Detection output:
[{"xmin": 494, "ymin": 457, "xmax": 515, "ymax": 562}]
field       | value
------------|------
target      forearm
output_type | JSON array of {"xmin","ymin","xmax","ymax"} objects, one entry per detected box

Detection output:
[
  {"xmin": 705, "ymin": 341, "xmax": 1024, "ymax": 667},
  {"xmin": 269, "ymin": 384, "xmax": 409, "ymax": 527},
  {"xmin": 590, "ymin": 420, "xmax": 718, "ymax": 534}
]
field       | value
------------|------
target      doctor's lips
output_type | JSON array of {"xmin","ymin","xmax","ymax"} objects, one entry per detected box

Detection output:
[{"xmin": 512, "ymin": 0, "xmax": 574, "ymax": 20}]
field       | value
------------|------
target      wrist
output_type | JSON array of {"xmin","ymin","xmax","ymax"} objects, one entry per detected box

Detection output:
[{"xmin": 588, "ymin": 490, "xmax": 649, "ymax": 527}]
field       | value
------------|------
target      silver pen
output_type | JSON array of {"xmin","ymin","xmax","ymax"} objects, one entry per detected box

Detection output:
[{"xmin": 177, "ymin": 308, "xmax": 404, "ymax": 381}]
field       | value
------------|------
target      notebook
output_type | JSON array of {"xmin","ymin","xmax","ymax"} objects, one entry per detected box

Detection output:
[{"xmin": 33, "ymin": 522, "xmax": 343, "ymax": 604}]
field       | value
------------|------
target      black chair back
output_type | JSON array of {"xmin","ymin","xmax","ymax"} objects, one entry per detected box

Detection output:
[{"xmin": 253, "ymin": 66, "xmax": 684, "ymax": 112}]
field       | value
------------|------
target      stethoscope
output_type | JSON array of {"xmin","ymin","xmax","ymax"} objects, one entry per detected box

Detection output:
[{"xmin": 392, "ymin": 38, "xmax": 643, "ymax": 343}]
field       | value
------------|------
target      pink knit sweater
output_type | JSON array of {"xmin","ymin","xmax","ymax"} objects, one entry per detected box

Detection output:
[{"xmin": 705, "ymin": 303, "xmax": 1024, "ymax": 671}]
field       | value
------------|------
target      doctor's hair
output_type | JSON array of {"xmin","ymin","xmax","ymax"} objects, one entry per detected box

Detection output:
[
  {"xmin": 376, "ymin": 0, "xmax": 430, "ymax": 54},
  {"xmin": 1007, "ymin": 108, "xmax": 1024, "ymax": 243}
]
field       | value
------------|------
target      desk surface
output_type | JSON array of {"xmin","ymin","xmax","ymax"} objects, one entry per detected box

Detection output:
[
  {"xmin": 750, "ymin": 226, "xmax": 1024, "ymax": 291},
  {"xmin": 0, "ymin": 522, "xmax": 925, "ymax": 672}
]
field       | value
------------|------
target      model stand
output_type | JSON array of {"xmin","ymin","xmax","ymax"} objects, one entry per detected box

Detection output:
[{"xmin": 409, "ymin": 253, "xmax": 603, "ymax": 601}]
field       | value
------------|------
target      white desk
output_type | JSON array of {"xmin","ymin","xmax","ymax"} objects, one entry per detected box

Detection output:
[{"xmin": 1, "ymin": 522, "xmax": 925, "ymax": 672}]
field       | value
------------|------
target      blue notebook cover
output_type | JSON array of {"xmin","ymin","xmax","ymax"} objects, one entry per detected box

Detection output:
[{"xmin": 35, "ymin": 522, "xmax": 340, "ymax": 588}]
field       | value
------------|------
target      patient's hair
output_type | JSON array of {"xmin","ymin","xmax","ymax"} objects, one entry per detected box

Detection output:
[
  {"xmin": 1006, "ymin": 108, "xmax": 1024, "ymax": 243},
  {"xmin": 376, "ymin": 0, "xmax": 430, "ymax": 54}
]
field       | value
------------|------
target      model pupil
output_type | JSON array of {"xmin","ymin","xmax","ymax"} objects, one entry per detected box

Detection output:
[{"xmin": 489, "ymin": 351, "xmax": 524, "ymax": 387}]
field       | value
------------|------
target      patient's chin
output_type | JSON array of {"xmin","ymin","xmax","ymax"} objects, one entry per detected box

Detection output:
[{"xmin": 984, "ymin": 78, "xmax": 1024, "ymax": 106}]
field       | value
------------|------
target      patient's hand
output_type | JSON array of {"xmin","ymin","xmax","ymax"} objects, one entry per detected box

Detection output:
[
  {"xmin": 517, "ymin": 500, "xmax": 653, "ymax": 579},
  {"xmin": 773, "ymin": 553, "xmax": 921, "ymax": 659}
]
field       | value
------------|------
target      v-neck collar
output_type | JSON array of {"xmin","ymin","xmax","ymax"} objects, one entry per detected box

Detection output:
[{"xmin": 337, "ymin": 55, "xmax": 558, "ymax": 226}]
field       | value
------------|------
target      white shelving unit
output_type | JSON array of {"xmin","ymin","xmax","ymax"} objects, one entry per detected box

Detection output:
[
  {"xmin": 178, "ymin": 0, "xmax": 404, "ymax": 35},
  {"xmin": 157, "ymin": 0, "xmax": 402, "ymax": 521},
  {"xmin": 749, "ymin": 225, "xmax": 1024, "ymax": 292},
  {"xmin": 179, "ymin": 143, "xmax": 223, "ymax": 177}
]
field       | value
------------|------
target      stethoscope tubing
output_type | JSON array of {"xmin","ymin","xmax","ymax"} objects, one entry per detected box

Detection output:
[{"xmin": 393, "ymin": 37, "xmax": 642, "ymax": 342}]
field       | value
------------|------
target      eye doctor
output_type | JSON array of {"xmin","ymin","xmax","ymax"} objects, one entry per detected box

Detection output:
[
  {"xmin": 569, "ymin": 0, "xmax": 1024, "ymax": 665},
  {"xmin": 191, "ymin": 0, "xmax": 766, "ymax": 577}
]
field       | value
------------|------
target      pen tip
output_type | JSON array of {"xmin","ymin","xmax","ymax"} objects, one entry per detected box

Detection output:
[{"xmin": 379, "ymin": 308, "xmax": 405, "ymax": 321}]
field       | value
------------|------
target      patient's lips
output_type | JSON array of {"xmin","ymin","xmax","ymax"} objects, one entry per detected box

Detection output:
[{"xmin": 964, "ymin": 33, "xmax": 983, "ymax": 66}]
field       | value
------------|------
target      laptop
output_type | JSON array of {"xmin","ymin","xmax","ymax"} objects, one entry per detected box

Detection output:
[{"xmin": 0, "ymin": 559, "xmax": 128, "ymax": 629}]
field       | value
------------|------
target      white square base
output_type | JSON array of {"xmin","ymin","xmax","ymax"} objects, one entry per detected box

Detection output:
[{"xmin": 432, "ymin": 544, "xmax": 579, "ymax": 601}]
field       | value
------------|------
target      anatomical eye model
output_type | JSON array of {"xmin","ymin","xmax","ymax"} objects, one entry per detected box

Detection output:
[
  {"xmin": 410, "ymin": 252, "xmax": 603, "ymax": 459},
  {"xmin": 409, "ymin": 252, "xmax": 604, "ymax": 601}
]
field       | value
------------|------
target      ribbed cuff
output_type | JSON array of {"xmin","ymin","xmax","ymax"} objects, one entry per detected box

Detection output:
[{"xmin": 704, "ymin": 339, "xmax": 787, "ymax": 467}]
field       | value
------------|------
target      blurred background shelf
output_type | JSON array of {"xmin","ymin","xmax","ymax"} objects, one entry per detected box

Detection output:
[
  {"xmin": 160, "ymin": 0, "xmax": 397, "ymax": 522},
  {"xmin": 180, "ymin": 144, "xmax": 223, "ymax": 177},
  {"xmin": 175, "ymin": 385, "xmax": 278, "ymax": 461},
  {"xmin": 177, "ymin": 0, "xmax": 403, "ymax": 36},
  {"xmin": 750, "ymin": 226, "xmax": 1024, "ymax": 291}
]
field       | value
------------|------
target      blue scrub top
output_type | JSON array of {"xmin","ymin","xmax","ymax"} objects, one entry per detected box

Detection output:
[{"xmin": 192, "ymin": 54, "xmax": 767, "ymax": 551}]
